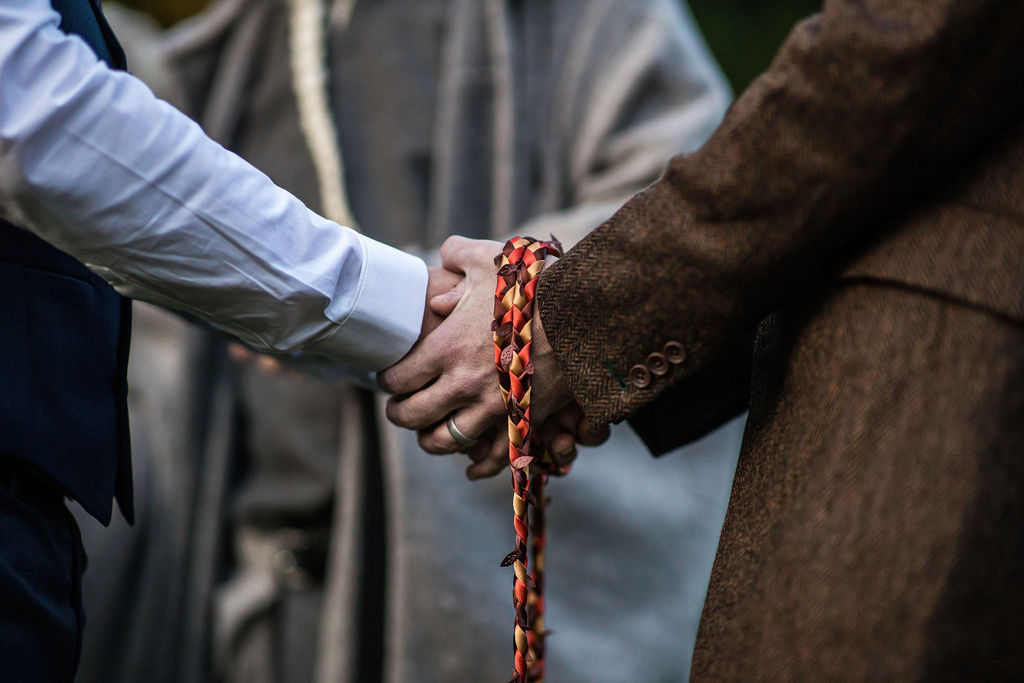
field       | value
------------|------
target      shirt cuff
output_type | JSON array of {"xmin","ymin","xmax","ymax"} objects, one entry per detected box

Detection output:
[{"xmin": 310, "ymin": 235, "xmax": 428, "ymax": 371}]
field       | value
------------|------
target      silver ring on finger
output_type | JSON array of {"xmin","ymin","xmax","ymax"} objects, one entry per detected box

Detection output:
[{"xmin": 446, "ymin": 414, "xmax": 478, "ymax": 449}]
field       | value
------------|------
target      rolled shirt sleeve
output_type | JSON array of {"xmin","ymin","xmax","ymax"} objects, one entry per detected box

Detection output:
[{"xmin": 0, "ymin": 0, "xmax": 425, "ymax": 371}]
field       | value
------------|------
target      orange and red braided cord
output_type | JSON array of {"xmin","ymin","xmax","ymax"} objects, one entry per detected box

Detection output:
[{"xmin": 493, "ymin": 236, "xmax": 564, "ymax": 683}]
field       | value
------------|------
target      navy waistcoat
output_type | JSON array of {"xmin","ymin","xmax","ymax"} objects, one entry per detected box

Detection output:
[{"xmin": 0, "ymin": 0, "xmax": 133, "ymax": 525}]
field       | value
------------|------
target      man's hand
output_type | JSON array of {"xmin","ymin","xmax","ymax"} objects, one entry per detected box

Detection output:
[
  {"xmin": 380, "ymin": 237, "xmax": 510, "ymax": 450},
  {"xmin": 421, "ymin": 265, "xmax": 464, "ymax": 336},
  {"xmin": 379, "ymin": 236, "xmax": 604, "ymax": 470},
  {"xmin": 458, "ymin": 403, "xmax": 611, "ymax": 480}
]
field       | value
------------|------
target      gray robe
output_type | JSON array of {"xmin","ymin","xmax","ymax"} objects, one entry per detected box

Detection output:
[{"xmin": 75, "ymin": 1, "xmax": 740, "ymax": 681}]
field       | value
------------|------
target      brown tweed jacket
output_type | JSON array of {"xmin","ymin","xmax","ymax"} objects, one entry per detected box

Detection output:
[{"xmin": 537, "ymin": 0, "xmax": 1024, "ymax": 678}]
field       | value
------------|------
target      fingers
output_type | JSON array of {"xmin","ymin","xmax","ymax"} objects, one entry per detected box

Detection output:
[
  {"xmin": 385, "ymin": 380, "xmax": 455, "ymax": 431},
  {"xmin": 546, "ymin": 403, "xmax": 610, "ymax": 447},
  {"xmin": 378, "ymin": 358, "xmax": 439, "ymax": 396},
  {"xmin": 534, "ymin": 403, "xmax": 610, "ymax": 472},
  {"xmin": 414, "ymin": 404, "xmax": 599, "ymax": 481},
  {"xmin": 426, "ymin": 265, "xmax": 462, "ymax": 299},
  {"xmin": 576, "ymin": 417, "xmax": 611, "ymax": 447},
  {"xmin": 466, "ymin": 433, "xmax": 508, "ymax": 480},
  {"xmin": 536, "ymin": 419, "xmax": 579, "ymax": 471},
  {"xmin": 380, "ymin": 260, "xmax": 492, "ymax": 397},
  {"xmin": 388, "ymin": 236, "xmax": 573, "ymax": 483},
  {"xmin": 377, "ymin": 332, "xmax": 445, "ymax": 394},
  {"xmin": 387, "ymin": 362, "xmax": 502, "ymax": 432},
  {"xmin": 228, "ymin": 342, "xmax": 255, "ymax": 364},
  {"xmin": 421, "ymin": 267, "xmax": 465, "ymax": 334},
  {"xmin": 429, "ymin": 288, "xmax": 462, "ymax": 317},
  {"xmin": 547, "ymin": 432, "xmax": 578, "ymax": 471},
  {"xmin": 440, "ymin": 236, "xmax": 502, "ymax": 277},
  {"xmin": 258, "ymin": 355, "xmax": 285, "ymax": 373},
  {"xmin": 547, "ymin": 402, "xmax": 583, "ymax": 432},
  {"xmin": 464, "ymin": 431, "xmax": 496, "ymax": 464},
  {"xmin": 415, "ymin": 399, "xmax": 504, "ymax": 454},
  {"xmin": 382, "ymin": 248, "xmax": 498, "ymax": 402},
  {"xmin": 438, "ymin": 235, "xmax": 475, "ymax": 273},
  {"xmin": 228, "ymin": 342, "xmax": 287, "ymax": 375},
  {"xmin": 409, "ymin": 419, "xmax": 508, "ymax": 482}
]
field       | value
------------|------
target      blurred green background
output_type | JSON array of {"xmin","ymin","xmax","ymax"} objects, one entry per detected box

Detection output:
[{"xmin": 687, "ymin": 0, "xmax": 821, "ymax": 92}]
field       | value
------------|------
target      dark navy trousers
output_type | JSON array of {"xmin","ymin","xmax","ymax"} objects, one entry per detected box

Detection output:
[{"xmin": 0, "ymin": 459, "xmax": 85, "ymax": 682}]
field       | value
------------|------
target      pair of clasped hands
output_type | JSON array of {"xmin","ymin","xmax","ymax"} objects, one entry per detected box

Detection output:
[{"xmin": 377, "ymin": 236, "xmax": 610, "ymax": 479}]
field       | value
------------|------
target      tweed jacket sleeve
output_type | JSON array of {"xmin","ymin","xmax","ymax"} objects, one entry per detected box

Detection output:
[{"xmin": 536, "ymin": 0, "xmax": 1024, "ymax": 435}]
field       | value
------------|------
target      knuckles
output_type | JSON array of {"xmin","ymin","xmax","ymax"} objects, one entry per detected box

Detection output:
[
  {"xmin": 377, "ymin": 365, "xmax": 412, "ymax": 395},
  {"xmin": 385, "ymin": 397, "xmax": 431, "ymax": 430},
  {"xmin": 383, "ymin": 397, "xmax": 406, "ymax": 425},
  {"xmin": 377, "ymin": 371, "xmax": 398, "ymax": 394}
]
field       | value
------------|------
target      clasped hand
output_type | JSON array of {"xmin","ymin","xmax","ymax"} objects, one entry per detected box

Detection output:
[{"xmin": 378, "ymin": 237, "xmax": 609, "ymax": 479}]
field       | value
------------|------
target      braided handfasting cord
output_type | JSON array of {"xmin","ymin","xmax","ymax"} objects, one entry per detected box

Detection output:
[{"xmin": 493, "ymin": 236, "xmax": 565, "ymax": 683}]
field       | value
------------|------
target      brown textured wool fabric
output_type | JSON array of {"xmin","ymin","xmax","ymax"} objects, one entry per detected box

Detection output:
[
  {"xmin": 536, "ymin": 0, "xmax": 1024, "ymax": 677},
  {"xmin": 695, "ymin": 282, "xmax": 1024, "ymax": 679},
  {"xmin": 537, "ymin": 0, "xmax": 1024, "ymax": 426}
]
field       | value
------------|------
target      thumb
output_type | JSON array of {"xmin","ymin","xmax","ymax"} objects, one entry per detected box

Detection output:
[
  {"xmin": 576, "ymin": 417, "xmax": 610, "ymax": 447},
  {"xmin": 429, "ymin": 284, "xmax": 464, "ymax": 317}
]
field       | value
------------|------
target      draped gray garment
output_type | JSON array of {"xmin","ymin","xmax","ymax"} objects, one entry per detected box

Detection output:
[{"xmin": 74, "ymin": 1, "xmax": 741, "ymax": 681}]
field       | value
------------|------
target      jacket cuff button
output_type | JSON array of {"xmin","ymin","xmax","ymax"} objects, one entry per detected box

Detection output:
[
  {"xmin": 646, "ymin": 352, "xmax": 669, "ymax": 376},
  {"xmin": 663, "ymin": 341, "xmax": 686, "ymax": 365},
  {"xmin": 629, "ymin": 364, "xmax": 652, "ymax": 388}
]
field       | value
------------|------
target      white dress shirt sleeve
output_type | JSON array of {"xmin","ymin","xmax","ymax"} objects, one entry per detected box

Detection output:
[{"xmin": 0, "ymin": 0, "xmax": 427, "ymax": 371}]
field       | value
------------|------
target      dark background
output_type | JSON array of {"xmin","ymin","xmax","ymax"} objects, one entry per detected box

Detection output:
[{"xmin": 687, "ymin": 0, "xmax": 821, "ymax": 92}]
